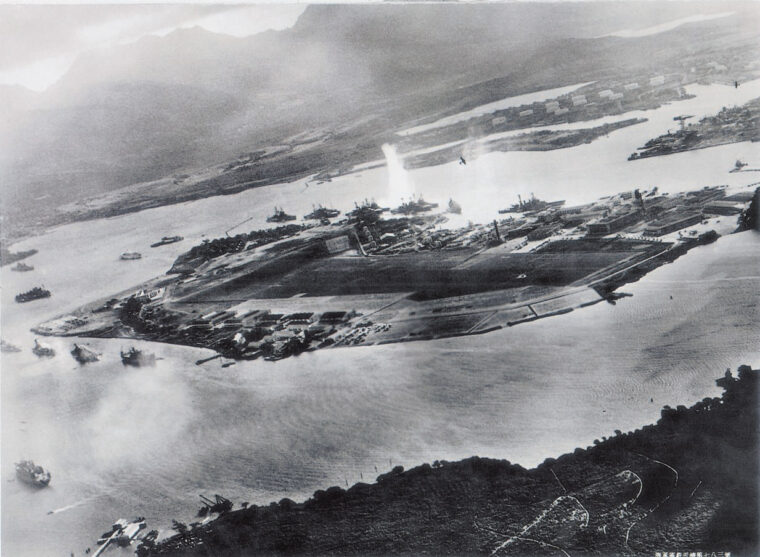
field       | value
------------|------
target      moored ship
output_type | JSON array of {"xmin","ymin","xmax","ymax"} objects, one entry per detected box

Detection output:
[
  {"xmin": 71, "ymin": 343, "xmax": 100, "ymax": 364},
  {"xmin": 390, "ymin": 195, "xmax": 439, "ymax": 215},
  {"xmin": 346, "ymin": 199, "xmax": 388, "ymax": 223},
  {"xmin": 15, "ymin": 460, "xmax": 51, "ymax": 488},
  {"xmin": 498, "ymin": 194, "xmax": 565, "ymax": 214},
  {"xmin": 120, "ymin": 347, "xmax": 156, "ymax": 367},
  {"xmin": 151, "ymin": 235, "xmax": 184, "ymax": 248},
  {"xmin": 11, "ymin": 262, "xmax": 34, "ymax": 272},
  {"xmin": 15, "ymin": 286, "xmax": 51, "ymax": 303},
  {"xmin": 1, "ymin": 339, "xmax": 21, "ymax": 353},
  {"xmin": 304, "ymin": 204, "xmax": 341, "ymax": 221},
  {"xmin": 447, "ymin": 198, "xmax": 462, "ymax": 214},
  {"xmin": 266, "ymin": 207, "xmax": 297, "ymax": 223}
]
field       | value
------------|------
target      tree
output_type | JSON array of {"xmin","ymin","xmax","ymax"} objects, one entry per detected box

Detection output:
[
  {"xmin": 171, "ymin": 520, "xmax": 188, "ymax": 536},
  {"xmin": 737, "ymin": 187, "xmax": 759, "ymax": 232}
]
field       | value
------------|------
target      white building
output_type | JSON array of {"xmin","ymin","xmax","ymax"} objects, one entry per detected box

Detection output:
[{"xmin": 572, "ymin": 95, "xmax": 587, "ymax": 106}]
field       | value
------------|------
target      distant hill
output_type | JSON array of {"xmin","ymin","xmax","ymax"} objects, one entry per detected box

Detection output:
[{"xmin": 1, "ymin": 2, "xmax": 757, "ymax": 228}]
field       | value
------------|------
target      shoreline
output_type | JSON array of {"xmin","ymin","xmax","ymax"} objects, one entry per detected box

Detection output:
[{"xmin": 142, "ymin": 365, "xmax": 759, "ymax": 556}]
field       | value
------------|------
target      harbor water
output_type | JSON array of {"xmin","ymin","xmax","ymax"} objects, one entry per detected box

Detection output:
[{"xmin": 2, "ymin": 80, "xmax": 760, "ymax": 556}]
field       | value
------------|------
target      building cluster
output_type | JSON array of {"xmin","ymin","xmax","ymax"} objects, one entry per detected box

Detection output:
[
  {"xmin": 486, "ymin": 73, "xmax": 686, "ymax": 133},
  {"xmin": 630, "ymin": 99, "xmax": 760, "ymax": 161},
  {"xmin": 522, "ymin": 185, "xmax": 747, "ymax": 239}
]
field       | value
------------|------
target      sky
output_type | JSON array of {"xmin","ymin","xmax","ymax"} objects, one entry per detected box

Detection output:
[{"xmin": 0, "ymin": 3, "xmax": 308, "ymax": 91}]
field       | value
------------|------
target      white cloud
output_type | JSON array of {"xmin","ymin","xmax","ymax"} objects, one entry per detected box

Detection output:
[
  {"xmin": 185, "ymin": 4, "xmax": 307, "ymax": 38},
  {"xmin": 0, "ymin": 4, "xmax": 306, "ymax": 91},
  {"xmin": 0, "ymin": 53, "xmax": 75, "ymax": 91},
  {"xmin": 602, "ymin": 11, "xmax": 735, "ymax": 39}
]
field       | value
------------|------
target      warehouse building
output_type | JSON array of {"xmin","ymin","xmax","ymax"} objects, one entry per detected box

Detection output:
[
  {"xmin": 587, "ymin": 210, "xmax": 642, "ymax": 235},
  {"xmin": 702, "ymin": 200, "xmax": 744, "ymax": 216},
  {"xmin": 643, "ymin": 212, "xmax": 702, "ymax": 236}
]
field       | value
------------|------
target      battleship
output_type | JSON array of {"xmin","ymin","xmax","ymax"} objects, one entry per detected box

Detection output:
[
  {"xmin": 71, "ymin": 343, "xmax": 100, "ymax": 364},
  {"xmin": 15, "ymin": 286, "xmax": 51, "ymax": 303},
  {"xmin": 304, "ymin": 204, "xmax": 341, "ymax": 221},
  {"xmin": 150, "ymin": 235, "xmax": 184, "ymax": 248},
  {"xmin": 346, "ymin": 199, "xmax": 388, "ymax": 223},
  {"xmin": 120, "ymin": 347, "xmax": 156, "ymax": 367},
  {"xmin": 15, "ymin": 460, "xmax": 51, "ymax": 488},
  {"xmin": 266, "ymin": 207, "xmax": 297, "ymax": 223},
  {"xmin": 498, "ymin": 194, "xmax": 565, "ymax": 214},
  {"xmin": 120, "ymin": 252, "xmax": 142, "ymax": 260},
  {"xmin": 390, "ymin": 195, "xmax": 439, "ymax": 215},
  {"xmin": 32, "ymin": 339, "xmax": 55, "ymax": 357},
  {"xmin": 11, "ymin": 261, "xmax": 34, "ymax": 272}
]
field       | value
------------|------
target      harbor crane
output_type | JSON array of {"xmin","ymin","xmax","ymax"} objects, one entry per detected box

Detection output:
[
  {"xmin": 224, "ymin": 215, "xmax": 255, "ymax": 237},
  {"xmin": 673, "ymin": 115, "xmax": 693, "ymax": 131}
]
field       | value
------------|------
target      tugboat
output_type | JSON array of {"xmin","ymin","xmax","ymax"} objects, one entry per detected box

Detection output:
[
  {"xmin": 304, "ymin": 204, "xmax": 341, "ymax": 221},
  {"xmin": 15, "ymin": 460, "xmax": 51, "ymax": 488},
  {"xmin": 447, "ymin": 198, "xmax": 462, "ymax": 215},
  {"xmin": 150, "ymin": 235, "xmax": 184, "ymax": 248},
  {"xmin": 730, "ymin": 159, "xmax": 749, "ymax": 173},
  {"xmin": 266, "ymin": 207, "xmax": 297, "ymax": 223},
  {"xmin": 32, "ymin": 339, "xmax": 55, "ymax": 357},
  {"xmin": 120, "ymin": 347, "xmax": 156, "ymax": 367},
  {"xmin": 120, "ymin": 252, "xmax": 142, "ymax": 260},
  {"xmin": 390, "ymin": 195, "xmax": 439, "ymax": 215},
  {"xmin": 15, "ymin": 286, "xmax": 51, "ymax": 303},
  {"xmin": 11, "ymin": 262, "xmax": 34, "ymax": 272},
  {"xmin": 71, "ymin": 343, "xmax": 100, "ymax": 364}
]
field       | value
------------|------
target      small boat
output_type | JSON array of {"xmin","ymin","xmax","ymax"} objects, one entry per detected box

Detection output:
[
  {"xmin": 11, "ymin": 262, "xmax": 34, "ymax": 272},
  {"xmin": 15, "ymin": 460, "xmax": 51, "ymax": 488},
  {"xmin": 32, "ymin": 339, "xmax": 55, "ymax": 357},
  {"xmin": 120, "ymin": 252, "xmax": 142, "ymax": 260},
  {"xmin": 120, "ymin": 347, "xmax": 156, "ymax": 367},
  {"xmin": 447, "ymin": 198, "xmax": 462, "ymax": 215},
  {"xmin": 150, "ymin": 236, "xmax": 184, "ymax": 248},
  {"xmin": 15, "ymin": 286, "xmax": 51, "ymax": 303},
  {"xmin": 71, "ymin": 343, "xmax": 100, "ymax": 364}
]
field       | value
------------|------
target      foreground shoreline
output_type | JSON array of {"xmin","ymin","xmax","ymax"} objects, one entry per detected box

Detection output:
[{"xmin": 141, "ymin": 365, "xmax": 758, "ymax": 556}]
